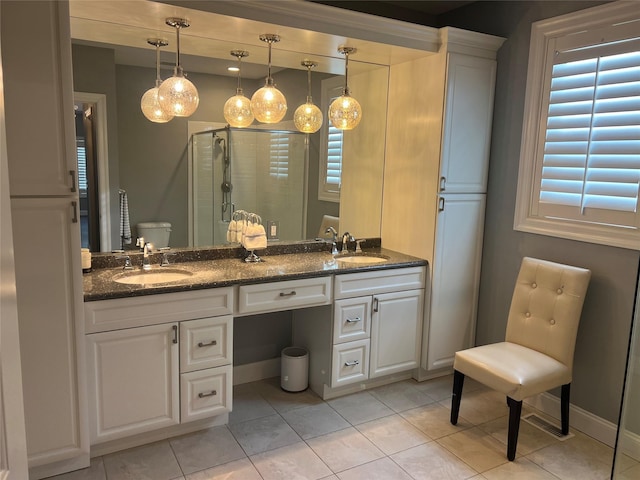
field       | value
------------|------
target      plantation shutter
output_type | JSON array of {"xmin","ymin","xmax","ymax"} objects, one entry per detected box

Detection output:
[
  {"xmin": 325, "ymin": 124, "xmax": 343, "ymax": 193},
  {"xmin": 269, "ymin": 132, "xmax": 289, "ymax": 179},
  {"xmin": 535, "ymin": 38, "xmax": 640, "ymax": 228}
]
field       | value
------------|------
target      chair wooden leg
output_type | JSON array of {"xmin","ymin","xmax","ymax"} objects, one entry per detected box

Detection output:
[
  {"xmin": 450, "ymin": 370, "xmax": 465, "ymax": 425},
  {"xmin": 561, "ymin": 383, "xmax": 571, "ymax": 435},
  {"xmin": 507, "ymin": 397, "xmax": 522, "ymax": 461}
]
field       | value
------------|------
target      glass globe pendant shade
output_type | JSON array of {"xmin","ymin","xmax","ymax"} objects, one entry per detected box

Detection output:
[
  {"xmin": 158, "ymin": 18, "xmax": 199, "ymax": 118},
  {"xmin": 224, "ymin": 89, "xmax": 254, "ymax": 128},
  {"xmin": 251, "ymin": 80, "xmax": 287, "ymax": 123},
  {"xmin": 294, "ymin": 100, "xmax": 323, "ymax": 133},
  {"xmin": 141, "ymin": 85, "xmax": 174, "ymax": 123},
  {"xmin": 294, "ymin": 59, "xmax": 323, "ymax": 133},
  {"xmin": 224, "ymin": 50, "xmax": 253, "ymax": 128},
  {"xmin": 158, "ymin": 67, "xmax": 199, "ymax": 117},
  {"xmin": 329, "ymin": 93, "xmax": 362, "ymax": 130},
  {"xmin": 251, "ymin": 34, "xmax": 287, "ymax": 124},
  {"xmin": 329, "ymin": 46, "xmax": 362, "ymax": 131},
  {"xmin": 140, "ymin": 38, "xmax": 173, "ymax": 123}
]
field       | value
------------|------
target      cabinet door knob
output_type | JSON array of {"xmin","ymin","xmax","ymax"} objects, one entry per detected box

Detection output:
[
  {"xmin": 197, "ymin": 340, "xmax": 217, "ymax": 347},
  {"xmin": 344, "ymin": 360, "xmax": 360, "ymax": 367},
  {"xmin": 198, "ymin": 390, "xmax": 217, "ymax": 398}
]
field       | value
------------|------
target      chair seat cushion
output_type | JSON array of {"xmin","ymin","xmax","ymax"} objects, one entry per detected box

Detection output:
[{"xmin": 454, "ymin": 342, "xmax": 571, "ymax": 401}]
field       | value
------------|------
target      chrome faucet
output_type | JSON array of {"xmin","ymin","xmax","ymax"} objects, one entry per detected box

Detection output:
[
  {"xmin": 341, "ymin": 232, "xmax": 354, "ymax": 253},
  {"xmin": 325, "ymin": 227, "xmax": 339, "ymax": 255},
  {"xmin": 136, "ymin": 237, "xmax": 154, "ymax": 271}
]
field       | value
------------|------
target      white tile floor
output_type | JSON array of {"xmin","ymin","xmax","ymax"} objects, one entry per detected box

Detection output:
[{"xmin": 47, "ymin": 375, "xmax": 637, "ymax": 479}]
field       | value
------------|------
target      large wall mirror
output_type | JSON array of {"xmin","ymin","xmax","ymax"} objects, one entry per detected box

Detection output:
[{"xmin": 68, "ymin": 0, "xmax": 431, "ymax": 252}]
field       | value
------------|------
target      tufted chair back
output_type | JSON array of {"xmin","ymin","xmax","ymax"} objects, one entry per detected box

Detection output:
[{"xmin": 505, "ymin": 257, "xmax": 591, "ymax": 371}]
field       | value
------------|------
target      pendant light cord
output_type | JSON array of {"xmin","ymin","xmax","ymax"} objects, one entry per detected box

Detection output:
[
  {"xmin": 155, "ymin": 43, "xmax": 162, "ymax": 86},
  {"xmin": 343, "ymin": 51, "xmax": 350, "ymax": 96}
]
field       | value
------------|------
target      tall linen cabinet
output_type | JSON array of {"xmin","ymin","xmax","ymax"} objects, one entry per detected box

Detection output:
[
  {"xmin": 1, "ymin": 1, "xmax": 89, "ymax": 478},
  {"xmin": 381, "ymin": 28, "xmax": 504, "ymax": 377}
]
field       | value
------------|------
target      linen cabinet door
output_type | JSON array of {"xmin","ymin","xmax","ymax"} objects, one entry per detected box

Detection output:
[
  {"xmin": 86, "ymin": 323, "xmax": 179, "ymax": 444},
  {"xmin": 370, "ymin": 289, "xmax": 423, "ymax": 378}
]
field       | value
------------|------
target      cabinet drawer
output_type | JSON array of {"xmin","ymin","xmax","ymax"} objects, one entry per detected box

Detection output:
[
  {"xmin": 180, "ymin": 365, "xmax": 232, "ymax": 423},
  {"xmin": 237, "ymin": 277, "xmax": 332, "ymax": 315},
  {"xmin": 180, "ymin": 315, "xmax": 233, "ymax": 373},
  {"xmin": 331, "ymin": 339, "xmax": 370, "ymax": 388},
  {"xmin": 85, "ymin": 287, "xmax": 234, "ymax": 333},
  {"xmin": 334, "ymin": 297, "xmax": 371, "ymax": 344},
  {"xmin": 334, "ymin": 267, "xmax": 425, "ymax": 299}
]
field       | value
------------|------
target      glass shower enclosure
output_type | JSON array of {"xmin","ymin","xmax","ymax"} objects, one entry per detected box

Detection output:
[{"xmin": 190, "ymin": 126, "xmax": 307, "ymax": 247}]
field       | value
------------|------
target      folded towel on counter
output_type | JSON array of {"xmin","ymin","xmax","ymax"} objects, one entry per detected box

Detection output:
[
  {"xmin": 242, "ymin": 223, "xmax": 267, "ymax": 250},
  {"xmin": 227, "ymin": 219, "xmax": 240, "ymax": 243}
]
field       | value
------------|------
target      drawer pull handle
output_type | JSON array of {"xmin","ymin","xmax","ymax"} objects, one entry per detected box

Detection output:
[
  {"xmin": 69, "ymin": 170, "xmax": 77, "ymax": 192},
  {"xmin": 198, "ymin": 340, "xmax": 218, "ymax": 347},
  {"xmin": 346, "ymin": 317, "xmax": 361, "ymax": 323},
  {"xmin": 279, "ymin": 291, "xmax": 297, "ymax": 297},
  {"xmin": 198, "ymin": 390, "xmax": 217, "ymax": 398},
  {"xmin": 344, "ymin": 360, "xmax": 360, "ymax": 367}
]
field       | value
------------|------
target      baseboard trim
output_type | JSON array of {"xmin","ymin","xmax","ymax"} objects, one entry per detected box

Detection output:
[
  {"xmin": 233, "ymin": 358, "xmax": 280, "ymax": 385},
  {"xmin": 525, "ymin": 392, "xmax": 617, "ymax": 447},
  {"xmin": 620, "ymin": 429, "xmax": 640, "ymax": 462}
]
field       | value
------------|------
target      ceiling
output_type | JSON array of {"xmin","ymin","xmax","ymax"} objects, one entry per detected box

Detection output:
[
  {"xmin": 312, "ymin": 1, "xmax": 475, "ymax": 22},
  {"xmin": 68, "ymin": 0, "xmax": 446, "ymax": 80}
]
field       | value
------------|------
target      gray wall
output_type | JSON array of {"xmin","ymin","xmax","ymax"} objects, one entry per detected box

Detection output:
[
  {"xmin": 71, "ymin": 44, "xmax": 121, "ymax": 250},
  {"xmin": 440, "ymin": 1, "xmax": 640, "ymax": 423},
  {"xmin": 72, "ymin": 44, "xmax": 338, "ymax": 249}
]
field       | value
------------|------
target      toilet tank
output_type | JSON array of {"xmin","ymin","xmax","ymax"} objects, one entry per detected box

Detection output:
[{"xmin": 136, "ymin": 222, "xmax": 171, "ymax": 248}]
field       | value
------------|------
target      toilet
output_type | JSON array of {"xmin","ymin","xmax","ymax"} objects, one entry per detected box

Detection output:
[{"xmin": 136, "ymin": 222, "xmax": 172, "ymax": 248}]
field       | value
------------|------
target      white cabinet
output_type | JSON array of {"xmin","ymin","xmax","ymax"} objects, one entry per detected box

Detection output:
[
  {"xmin": 425, "ymin": 194, "xmax": 486, "ymax": 370},
  {"xmin": 86, "ymin": 324, "xmax": 180, "ymax": 444},
  {"xmin": 10, "ymin": 198, "xmax": 88, "ymax": 477},
  {"xmin": 84, "ymin": 289, "xmax": 234, "ymax": 447},
  {"xmin": 294, "ymin": 267, "xmax": 426, "ymax": 397},
  {"xmin": 370, "ymin": 290, "xmax": 424, "ymax": 378},
  {"xmin": 382, "ymin": 31, "xmax": 502, "ymax": 377},
  {"xmin": 2, "ymin": 1, "xmax": 88, "ymax": 477}
]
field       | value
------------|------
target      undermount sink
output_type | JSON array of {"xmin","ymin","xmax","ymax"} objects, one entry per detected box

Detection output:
[
  {"xmin": 113, "ymin": 268, "xmax": 194, "ymax": 285},
  {"xmin": 335, "ymin": 253, "xmax": 389, "ymax": 264}
]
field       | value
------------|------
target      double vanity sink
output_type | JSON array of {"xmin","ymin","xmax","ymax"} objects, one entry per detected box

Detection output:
[{"xmin": 84, "ymin": 243, "xmax": 405, "ymax": 300}]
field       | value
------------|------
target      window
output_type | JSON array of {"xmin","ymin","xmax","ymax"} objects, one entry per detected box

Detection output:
[
  {"xmin": 269, "ymin": 132, "xmax": 289, "ymax": 179},
  {"xmin": 318, "ymin": 76, "xmax": 345, "ymax": 202},
  {"xmin": 514, "ymin": 2, "xmax": 640, "ymax": 250}
]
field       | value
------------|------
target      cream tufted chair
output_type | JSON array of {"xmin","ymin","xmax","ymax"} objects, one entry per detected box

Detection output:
[{"xmin": 450, "ymin": 257, "xmax": 591, "ymax": 461}]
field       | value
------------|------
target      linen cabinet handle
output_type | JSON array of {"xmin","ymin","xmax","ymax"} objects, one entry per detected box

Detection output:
[
  {"xmin": 198, "ymin": 340, "xmax": 217, "ymax": 347},
  {"xmin": 71, "ymin": 201, "xmax": 78, "ymax": 223},
  {"xmin": 198, "ymin": 390, "xmax": 217, "ymax": 398},
  {"xmin": 172, "ymin": 325, "xmax": 178, "ymax": 344},
  {"xmin": 69, "ymin": 170, "xmax": 77, "ymax": 193},
  {"xmin": 438, "ymin": 197, "xmax": 445, "ymax": 212},
  {"xmin": 373, "ymin": 298, "xmax": 379, "ymax": 312},
  {"xmin": 440, "ymin": 176, "xmax": 446, "ymax": 192},
  {"xmin": 344, "ymin": 360, "xmax": 360, "ymax": 367}
]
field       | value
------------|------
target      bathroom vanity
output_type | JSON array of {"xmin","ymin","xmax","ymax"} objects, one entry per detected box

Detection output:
[{"xmin": 82, "ymin": 245, "xmax": 426, "ymax": 454}]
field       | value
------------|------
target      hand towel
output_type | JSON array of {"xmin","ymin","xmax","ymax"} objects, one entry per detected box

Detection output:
[
  {"xmin": 119, "ymin": 189, "xmax": 132, "ymax": 247},
  {"xmin": 242, "ymin": 223, "xmax": 268, "ymax": 250}
]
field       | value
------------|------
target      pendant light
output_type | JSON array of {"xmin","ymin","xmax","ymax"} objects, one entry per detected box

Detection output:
[
  {"xmin": 329, "ymin": 46, "xmax": 362, "ymax": 130},
  {"xmin": 158, "ymin": 17, "xmax": 199, "ymax": 117},
  {"xmin": 223, "ymin": 50, "xmax": 254, "ymax": 128},
  {"xmin": 294, "ymin": 60, "xmax": 323, "ymax": 133},
  {"xmin": 251, "ymin": 34, "xmax": 287, "ymax": 124},
  {"xmin": 140, "ymin": 38, "xmax": 174, "ymax": 123}
]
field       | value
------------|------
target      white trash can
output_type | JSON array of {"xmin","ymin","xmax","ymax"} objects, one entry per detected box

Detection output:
[{"xmin": 281, "ymin": 346, "xmax": 309, "ymax": 392}]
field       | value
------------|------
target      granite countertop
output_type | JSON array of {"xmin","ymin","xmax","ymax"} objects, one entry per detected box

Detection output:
[{"xmin": 83, "ymin": 241, "xmax": 427, "ymax": 302}]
